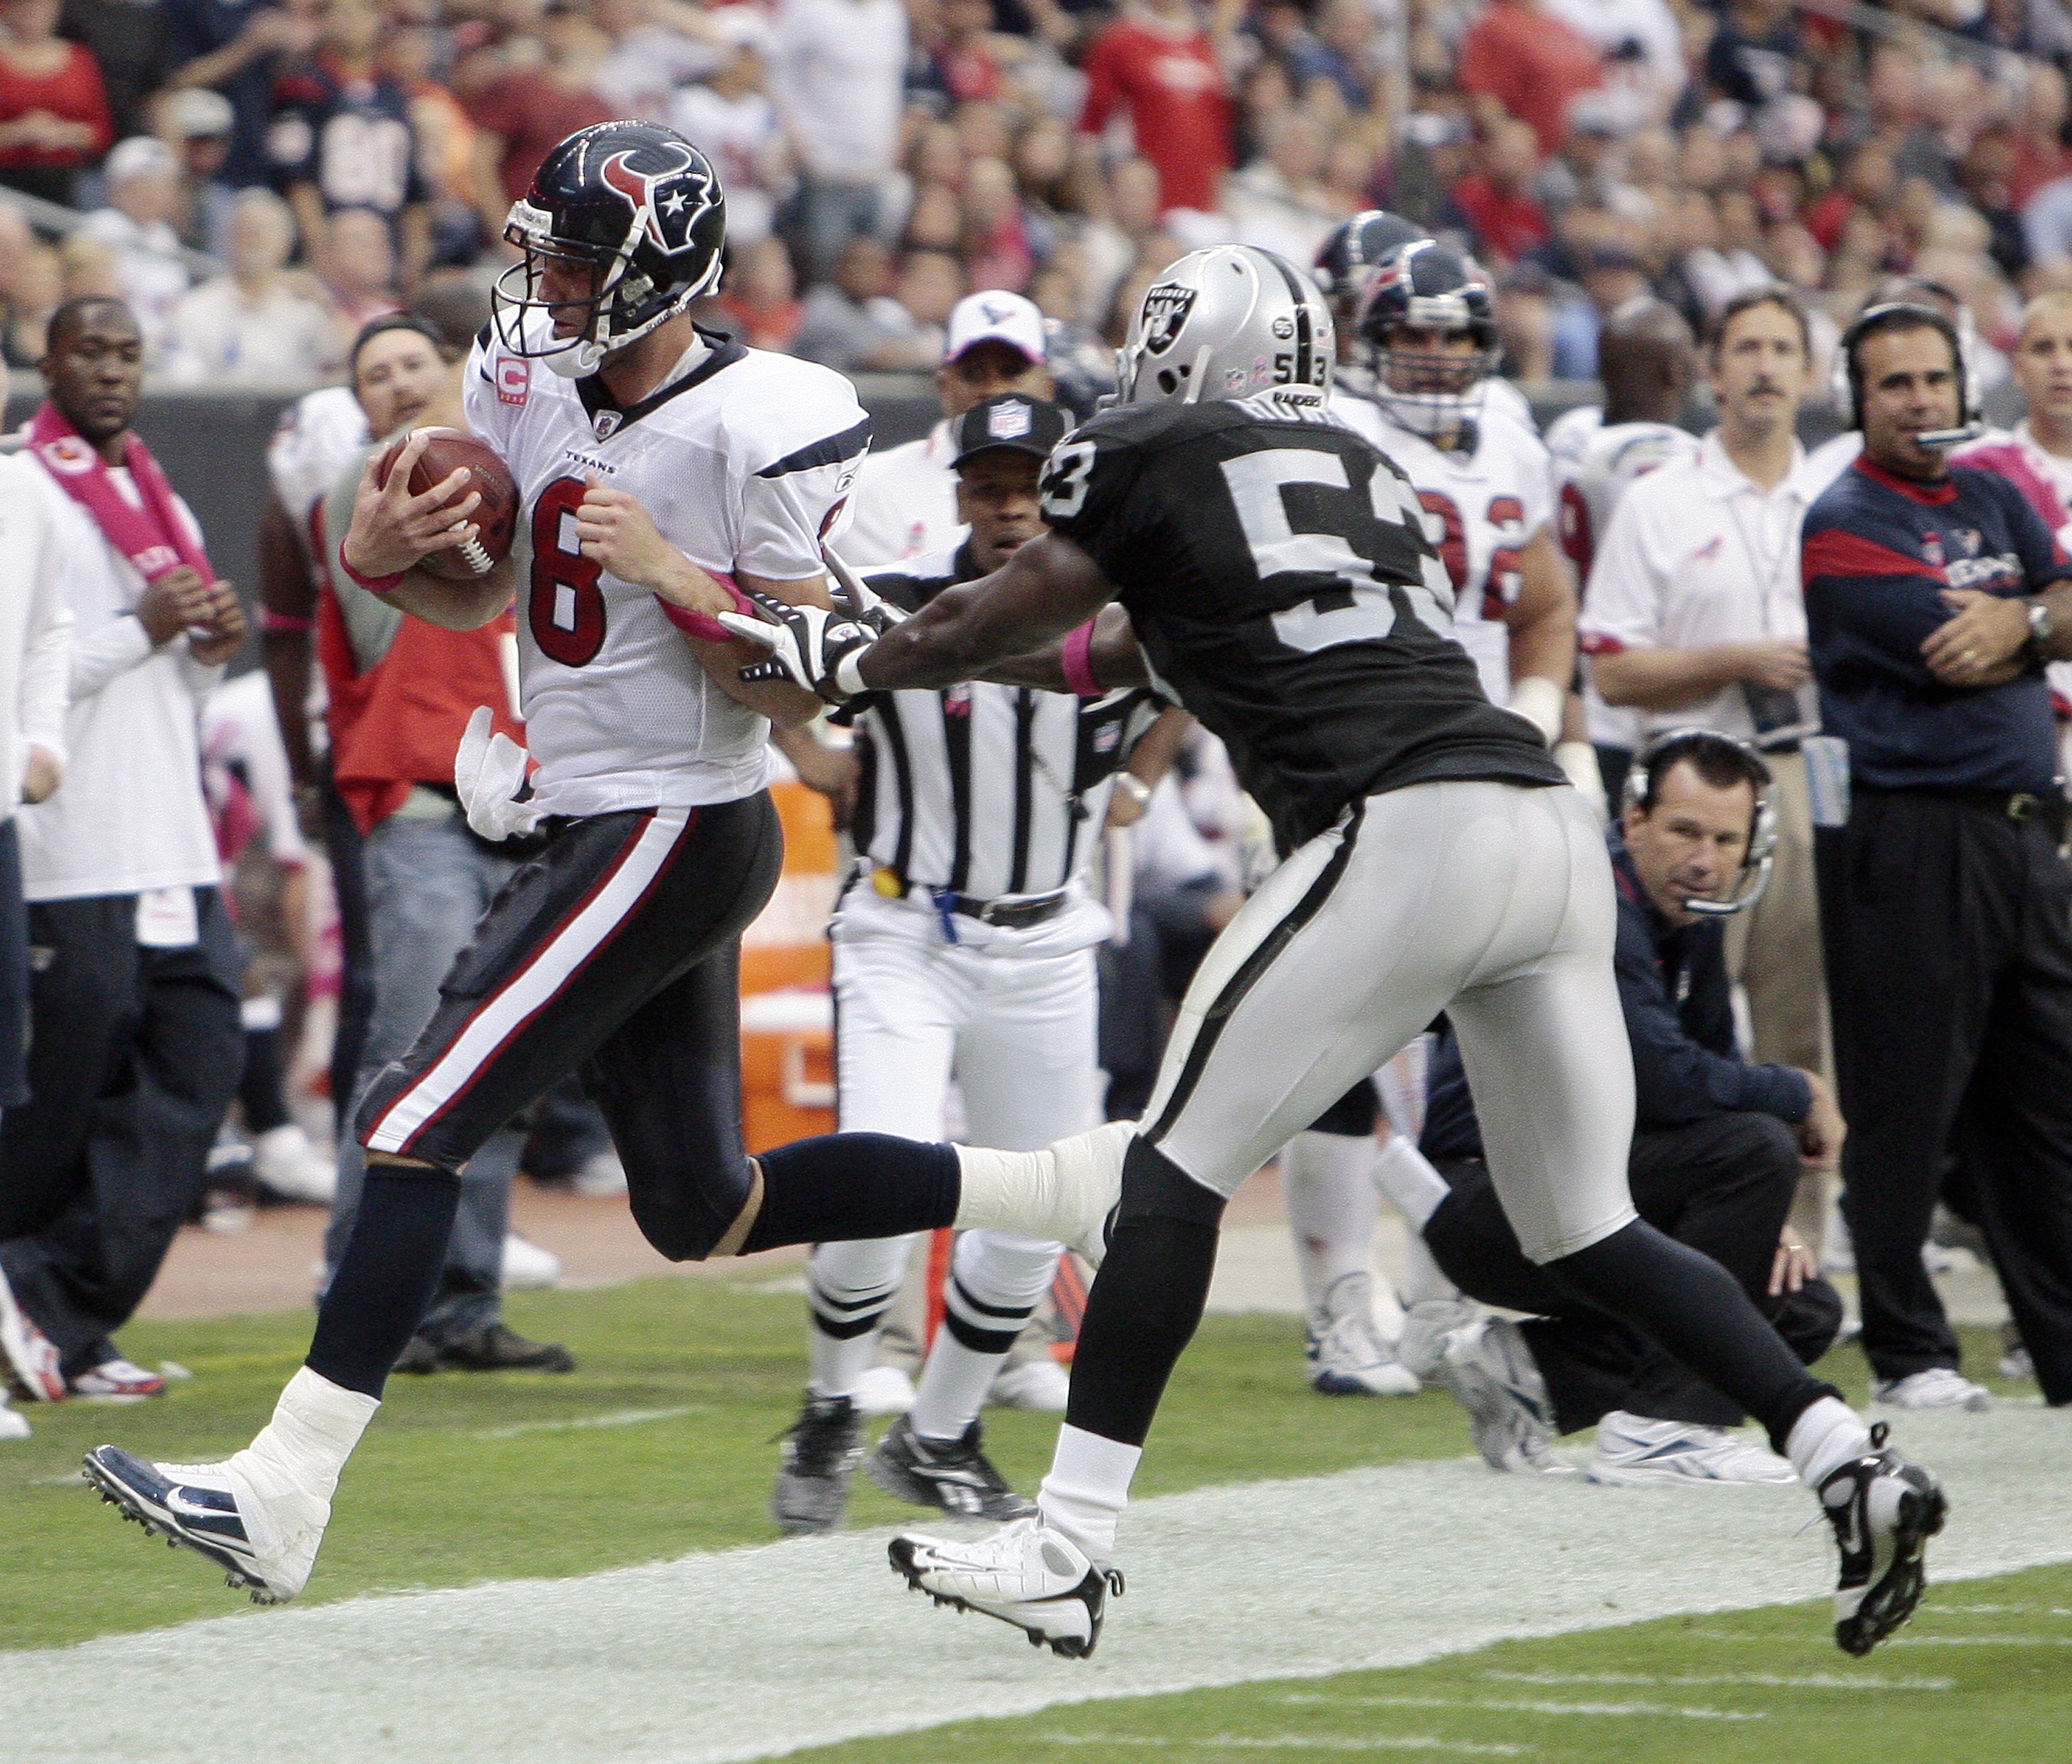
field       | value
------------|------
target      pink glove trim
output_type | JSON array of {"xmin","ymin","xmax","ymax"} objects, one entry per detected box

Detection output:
[
  {"xmin": 655, "ymin": 570, "xmax": 752, "ymax": 644},
  {"xmin": 1061, "ymin": 619, "xmax": 1102, "ymax": 697}
]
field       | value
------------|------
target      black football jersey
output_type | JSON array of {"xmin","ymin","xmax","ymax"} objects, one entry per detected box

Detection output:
[{"xmin": 1039, "ymin": 396, "xmax": 1562, "ymax": 850}]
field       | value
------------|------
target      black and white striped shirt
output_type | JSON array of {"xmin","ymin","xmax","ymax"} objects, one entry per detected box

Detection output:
[{"xmin": 849, "ymin": 544, "xmax": 1164, "ymax": 902}]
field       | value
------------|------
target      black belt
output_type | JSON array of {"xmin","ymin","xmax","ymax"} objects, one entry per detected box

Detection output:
[
  {"xmin": 866, "ymin": 867, "xmax": 1069, "ymax": 927},
  {"xmin": 1857, "ymin": 784, "xmax": 2066, "ymax": 825}
]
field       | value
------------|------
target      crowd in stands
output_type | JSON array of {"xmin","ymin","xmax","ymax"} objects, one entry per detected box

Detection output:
[{"xmin": 0, "ymin": 0, "xmax": 2061, "ymax": 410}]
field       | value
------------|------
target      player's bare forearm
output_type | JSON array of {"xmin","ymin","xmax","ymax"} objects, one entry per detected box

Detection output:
[
  {"xmin": 978, "ymin": 604, "xmax": 1149, "ymax": 690},
  {"xmin": 860, "ymin": 532, "xmax": 1116, "ymax": 691},
  {"xmin": 1504, "ymin": 531, "xmax": 1577, "ymax": 689},
  {"xmin": 384, "ymin": 557, "xmax": 517, "ymax": 630}
]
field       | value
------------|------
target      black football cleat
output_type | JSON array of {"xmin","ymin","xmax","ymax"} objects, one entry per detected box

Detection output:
[{"xmin": 1820, "ymin": 1422, "xmax": 1948, "ymax": 1656}]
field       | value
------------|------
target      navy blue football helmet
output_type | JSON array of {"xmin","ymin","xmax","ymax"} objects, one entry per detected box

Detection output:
[
  {"xmin": 1312, "ymin": 210, "xmax": 1426, "ymax": 326},
  {"xmin": 1355, "ymin": 240, "xmax": 1502, "ymax": 439},
  {"xmin": 494, "ymin": 121, "xmax": 726, "ymax": 379}
]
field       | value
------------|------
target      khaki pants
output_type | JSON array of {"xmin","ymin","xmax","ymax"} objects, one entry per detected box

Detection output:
[{"xmin": 1724, "ymin": 749, "xmax": 1834, "ymax": 1249}]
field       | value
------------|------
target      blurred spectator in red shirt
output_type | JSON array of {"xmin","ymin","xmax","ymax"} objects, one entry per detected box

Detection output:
[
  {"xmin": 466, "ymin": 0, "xmax": 612, "ymax": 240},
  {"xmin": 2008, "ymin": 61, "xmax": 2072, "ymax": 211},
  {"xmin": 712, "ymin": 235, "xmax": 803, "ymax": 351},
  {"xmin": 1445, "ymin": 117, "xmax": 1552, "ymax": 266},
  {"xmin": 0, "ymin": 0, "xmax": 112, "ymax": 206},
  {"xmin": 1078, "ymin": 0, "xmax": 1235, "ymax": 216},
  {"xmin": 1458, "ymin": 0, "xmax": 1604, "ymax": 159}
]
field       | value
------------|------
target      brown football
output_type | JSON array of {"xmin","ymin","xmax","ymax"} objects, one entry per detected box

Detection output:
[{"xmin": 374, "ymin": 426, "xmax": 520, "ymax": 582}]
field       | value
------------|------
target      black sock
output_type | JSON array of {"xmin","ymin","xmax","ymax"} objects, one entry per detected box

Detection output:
[
  {"xmin": 305, "ymin": 1171, "xmax": 461, "ymax": 1398},
  {"xmin": 1062, "ymin": 1138, "xmax": 1225, "ymax": 1448},
  {"xmin": 240, "ymin": 1026, "xmax": 291, "ymax": 1135},
  {"xmin": 745, "ymin": 1133, "xmax": 961, "ymax": 1254},
  {"xmin": 1542, "ymin": 1219, "xmax": 1837, "ymax": 1452}
]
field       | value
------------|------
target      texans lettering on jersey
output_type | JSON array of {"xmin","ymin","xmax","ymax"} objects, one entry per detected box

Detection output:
[
  {"xmin": 1329, "ymin": 391, "xmax": 1553, "ymax": 706},
  {"xmin": 1038, "ymin": 396, "xmax": 1561, "ymax": 852},
  {"xmin": 1802, "ymin": 455, "xmax": 2069, "ymax": 794},
  {"xmin": 463, "ymin": 311, "xmax": 870, "ymax": 816}
]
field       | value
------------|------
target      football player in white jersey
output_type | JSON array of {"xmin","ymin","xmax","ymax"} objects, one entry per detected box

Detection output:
[
  {"xmin": 1284, "ymin": 240, "xmax": 1596, "ymax": 1403},
  {"xmin": 83, "ymin": 122, "xmax": 1130, "ymax": 1607},
  {"xmin": 1546, "ymin": 298, "xmax": 1700, "ymax": 795}
]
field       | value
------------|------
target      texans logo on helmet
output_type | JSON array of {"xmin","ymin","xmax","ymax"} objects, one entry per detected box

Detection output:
[
  {"xmin": 1140, "ymin": 285, "xmax": 1197, "ymax": 356},
  {"xmin": 599, "ymin": 146, "xmax": 714, "ymax": 253}
]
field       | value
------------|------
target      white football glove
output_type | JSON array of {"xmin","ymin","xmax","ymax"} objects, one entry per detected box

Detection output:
[
  {"xmin": 719, "ymin": 586, "xmax": 876, "ymax": 704},
  {"xmin": 454, "ymin": 705, "xmax": 541, "ymax": 841},
  {"xmin": 823, "ymin": 550, "xmax": 910, "ymax": 637}
]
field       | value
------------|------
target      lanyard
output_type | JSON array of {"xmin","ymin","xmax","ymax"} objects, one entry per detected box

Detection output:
[{"xmin": 1720, "ymin": 480, "xmax": 1801, "ymax": 639}]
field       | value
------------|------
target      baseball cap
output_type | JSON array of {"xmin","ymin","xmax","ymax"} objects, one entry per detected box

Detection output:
[
  {"xmin": 951, "ymin": 393, "xmax": 1071, "ymax": 468},
  {"xmin": 106, "ymin": 136, "xmax": 178, "ymax": 183},
  {"xmin": 943, "ymin": 290, "xmax": 1047, "ymax": 366},
  {"xmin": 170, "ymin": 88, "xmax": 235, "ymax": 140}
]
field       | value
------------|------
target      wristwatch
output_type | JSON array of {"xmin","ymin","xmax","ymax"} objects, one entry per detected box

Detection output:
[{"xmin": 2027, "ymin": 597, "xmax": 2057, "ymax": 658}]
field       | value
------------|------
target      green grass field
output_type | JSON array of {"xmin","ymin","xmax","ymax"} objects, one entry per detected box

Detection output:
[{"xmin": 5, "ymin": 1275, "xmax": 2062, "ymax": 1762}]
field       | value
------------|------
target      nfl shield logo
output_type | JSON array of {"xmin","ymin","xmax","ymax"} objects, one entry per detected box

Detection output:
[
  {"xmin": 594, "ymin": 410, "xmax": 623, "ymax": 441},
  {"xmin": 1140, "ymin": 285, "xmax": 1197, "ymax": 356}
]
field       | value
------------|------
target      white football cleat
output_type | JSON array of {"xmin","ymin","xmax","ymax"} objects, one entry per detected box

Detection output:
[
  {"xmin": 1395, "ymin": 1295, "xmax": 1478, "ymax": 1383},
  {"xmin": 83, "ymin": 1444, "xmax": 332, "ymax": 1604},
  {"xmin": 250, "ymin": 1124, "xmax": 338, "ymax": 1205},
  {"xmin": 0, "ymin": 1392, "xmax": 28, "ymax": 1440},
  {"xmin": 499, "ymin": 1231, "xmax": 562, "ymax": 1291},
  {"xmin": 1305, "ymin": 1272, "xmax": 1419, "ymax": 1397},
  {"xmin": 852, "ymin": 1363, "xmax": 918, "ymax": 1417},
  {"xmin": 1821, "ymin": 1421, "xmax": 1948, "ymax": 1656},
  {"xmin": 988, "ymin": 1355, "xmax": 1070, "ymax": 1411},
  {"xmin": 0, "ymin": 1265, "xmax": 65, "ymax": 1402},
  {"xmin": 1872, "ymin": 1368, "xmax": 1991, "ymax": 1412},
  {"xmin": 1431, "ymin": 1313, "xmax": 1573, "ymax": 1475},
  {"xmin": 1586, "ymin": 1410, "xmax": 1798, "ymax": 1487},
  {"xmin": 890, "ymin": 1516, "xmax": 1122, "ymax": 1658}
]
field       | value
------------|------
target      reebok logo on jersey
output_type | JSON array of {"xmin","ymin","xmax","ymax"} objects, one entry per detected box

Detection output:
[{"xmin": 496, "ymin": 356, "xmax": 530, "ymax": 406}]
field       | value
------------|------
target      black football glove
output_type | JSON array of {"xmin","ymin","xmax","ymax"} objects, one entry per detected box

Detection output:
[{"xmin": 720, "ymin": 587, "xmax": 874, "ymax": 704}]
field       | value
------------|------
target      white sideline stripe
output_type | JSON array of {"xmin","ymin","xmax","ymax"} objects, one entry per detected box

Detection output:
[
  {"xmin": 365, "ymin": 807, "xmax": 687, "ymax": 1151},
  {"xmin": 3, "ymin": 1408, "xmax": 2069, "ymax": 1764},
  {"xmin": 472, "ymin": 1406, "xmax": 711, "ymax": 1439},
  {"xmin": 1051, "ymin": 1738, "xmax": 1528, "ymax": 1756},
  {"xmin": 1279, "ymin": 1693, "xmax": 1761, "ymax": 1720},
  {"xmin": 1476, "ymin": 1669, "xmax": 1956, "ymax": 1691}
]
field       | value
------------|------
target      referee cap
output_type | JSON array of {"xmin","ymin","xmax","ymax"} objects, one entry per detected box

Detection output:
[{"xmin": 951, "ymin": 393, "xmax": 1071, "ymax": 468}]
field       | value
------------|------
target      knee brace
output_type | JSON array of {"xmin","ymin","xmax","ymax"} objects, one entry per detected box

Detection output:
[{"xmin": 1115, "ymin": 1136, "xmax": 1227, "ymax": 1231}]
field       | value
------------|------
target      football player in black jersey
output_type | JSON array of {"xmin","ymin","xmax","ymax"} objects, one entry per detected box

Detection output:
[{"xmin": 727, "ymin": 246, "xmax": 1946, "ymax": 1663}]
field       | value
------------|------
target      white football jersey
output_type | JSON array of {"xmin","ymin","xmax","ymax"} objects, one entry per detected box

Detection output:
[
  {"xmin": 464, "ymin": 314, "xmax": 870, "ymax": 816},
  {"xmin": 267, "ymin": 383, "xmax": 370, "ymax": 541},
  {"xmin": 1547, "ymin": 411, "xmax": 1697, "ymax": 751},
  {"xmin": 1331, "ymin": 389, "xmax": 1553, "ymax": 704}
]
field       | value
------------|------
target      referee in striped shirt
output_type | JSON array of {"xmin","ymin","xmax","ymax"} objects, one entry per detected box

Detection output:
[{"xmin": 773, "ymin": 392, "xmax": 1171, "ymax": 1534}]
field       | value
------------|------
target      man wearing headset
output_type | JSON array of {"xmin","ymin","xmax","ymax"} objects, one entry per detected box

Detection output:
[
  {"xmin": 1804, "ymin": 300, "xmax": 2072, "ymax": 1413},
  {"xmin": 1381, "ymin": 731, "xmax": 1848, "ymax": 1486}
]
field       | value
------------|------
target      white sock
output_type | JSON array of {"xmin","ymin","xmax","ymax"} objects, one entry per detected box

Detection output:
[
  {"xmin": 908, "ymin": 1336, "xmax": 1009, "ymax": 1439},
  {"xmin": 1372, "ymin": 1135, "xmax": 1450, "ymax": 1231},
  {"xmin": 952, "ymin": 1123, "xmax": 1130, "ymax": 1243},
  {"xmin": 240, "ymin": 1367, "xmax": 378, "ymax": 1505},
  {"xmin": 1785, "ymin": 1396, "xmax": 1874, "ymax": 1490},
  {"xmin": 809, "ymin": 1327, "xmax": 885, "ymax": 1401},
  {"xmin": 1398, "ymin": 1230, "xmax": 1461, "ymax": 1307},
  {"xmin": 1280, "ymin": 1131, "xmax": 1379, "ymax": 1314},
  {"xmin": 1037, "ymin": 1423, "xmax": 1142, "ymax": 1567}
]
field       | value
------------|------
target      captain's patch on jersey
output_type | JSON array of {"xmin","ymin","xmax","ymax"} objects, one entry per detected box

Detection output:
[{"xmin": 496, "ymin": 356, "xmax": 530, "ymax": 407}]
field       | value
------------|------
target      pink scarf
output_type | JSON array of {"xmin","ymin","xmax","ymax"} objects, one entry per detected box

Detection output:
[{"xmin": 28, "ymin": 401, "xmax": 213, "ymax": 584}]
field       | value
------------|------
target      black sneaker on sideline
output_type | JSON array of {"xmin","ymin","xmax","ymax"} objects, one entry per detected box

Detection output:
[
  {"xmin": 867, "ymin": 1414, "xmax": 1037, "ymax": 1521},
  {"xmin": 434, "ymin": 1323, "xmax": 575, "ymax": 1373},
  {"xmin": 1821, "ymin": 1421, "xmax": 1948, "ymax": 1656},
  {"xmin": 771, "ymin": 1390, "xmax": 863, "ymax": 1534},
  {"xmin": 392, "ymin": 1334, "xmax": 441, "ymax": 1375}
]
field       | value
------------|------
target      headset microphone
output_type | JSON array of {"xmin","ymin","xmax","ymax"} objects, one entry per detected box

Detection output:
[{"xmin": 1913, "ymin": 419, "xmax": 1987, "ymax": 450}]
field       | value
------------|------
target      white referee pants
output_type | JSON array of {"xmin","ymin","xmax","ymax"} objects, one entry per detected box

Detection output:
[
  {"xmin": 1145, "ymin": 780, "xmax": 1638, "ymax": 1265},
  {"xmin": 810, "ymin": 899, "xmax": 1100, "ymax": 1352}
]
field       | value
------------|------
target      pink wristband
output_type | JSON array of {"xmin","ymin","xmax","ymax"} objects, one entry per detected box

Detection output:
[
  {"xmin": 655, "ymin": 569, "xmax": 753, "ymax": 643},
  {"xmin": 260, "ymin": 608, "xmax": 314, "ymax": 634},
  {"xmin": 1060, "ymin": 619, "xmax": 1102, "ymax": 697},
  {"xmin": 336, "ymin": 539, "xmax": 403, "ymax": 595}
]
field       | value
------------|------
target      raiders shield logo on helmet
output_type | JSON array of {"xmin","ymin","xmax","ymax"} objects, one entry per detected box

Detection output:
[{"xmin": 1140, "ymin": 285, "xmax": 1198, "ymax": 356}]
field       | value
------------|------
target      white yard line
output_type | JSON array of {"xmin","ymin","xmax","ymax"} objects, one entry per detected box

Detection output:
[{"xmin": 1, "ymin": 1408, "xmax": 2066, "ymax": 1764}]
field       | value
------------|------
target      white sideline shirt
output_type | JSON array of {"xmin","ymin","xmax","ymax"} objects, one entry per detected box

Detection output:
[
  {"xmin": 1578, "ymin": 432, "xmax": 1822, "ymax": 745},
  {"xmin": 16, "ymin": 453, "xmax": 224, "ymax": 901},
  {"xmin": 0, "ymin": 454, "xmax": 73, "ymax": 820},
  {"xmin": 832, "ymin": 418, "xmax": 963, "ymax": 568}
]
